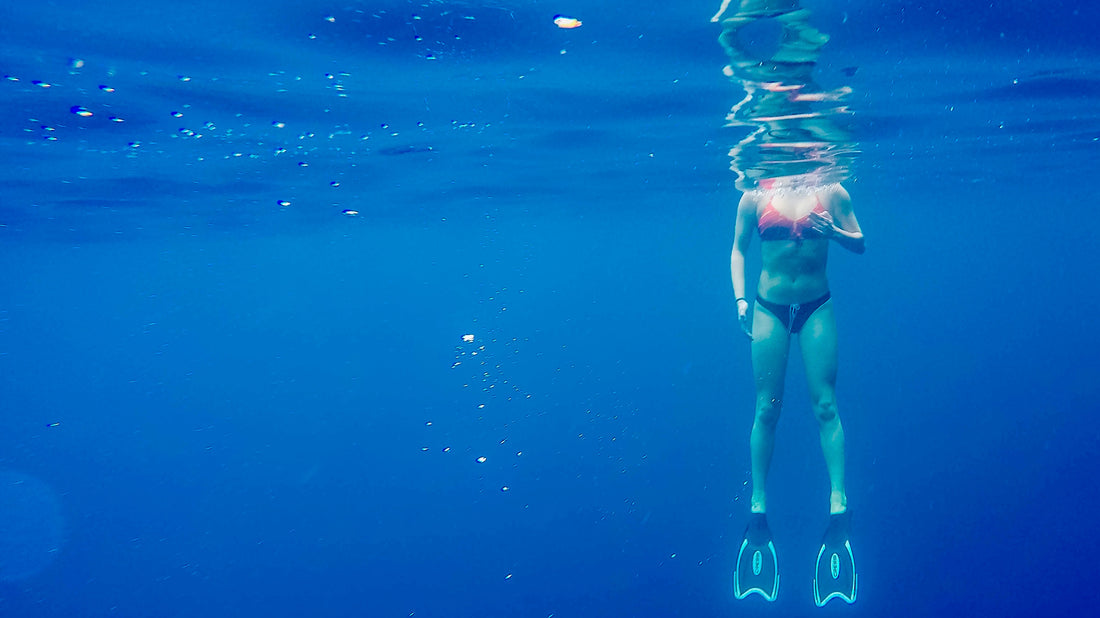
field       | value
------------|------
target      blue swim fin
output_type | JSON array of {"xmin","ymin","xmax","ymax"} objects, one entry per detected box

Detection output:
[
  {"xmin": 813, "ymin": 510, "xmax": 857, "ymax": 606},
  {"xmin": 734, "ymin": 512, "xmax": 779, "ymax": 601}
]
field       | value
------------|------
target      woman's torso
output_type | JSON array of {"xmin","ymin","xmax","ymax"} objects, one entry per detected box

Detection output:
[{"xmin": 755, "ymin": 187, "xmax": 833, "ymax": 304}]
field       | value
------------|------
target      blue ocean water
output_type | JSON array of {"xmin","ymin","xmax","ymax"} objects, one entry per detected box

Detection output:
[{"xmin": 2, "ymin": 0, "xmax": 1099, "ymax": 616}]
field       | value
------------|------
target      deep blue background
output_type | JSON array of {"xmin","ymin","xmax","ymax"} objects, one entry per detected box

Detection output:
[{"xmin": 2, "ymin": 1, "xmax": 1099, "ymax": 616}]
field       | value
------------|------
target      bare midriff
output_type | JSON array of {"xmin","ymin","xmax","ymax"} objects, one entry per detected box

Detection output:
[{"xmin": 758, "ymin": 239, "xmax": 829, "ymax": 304}]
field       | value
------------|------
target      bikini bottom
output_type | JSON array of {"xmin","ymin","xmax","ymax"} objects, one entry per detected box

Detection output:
[{"xmin": 756, "ymin": 292, "xmax": 831, "ymax": 334}]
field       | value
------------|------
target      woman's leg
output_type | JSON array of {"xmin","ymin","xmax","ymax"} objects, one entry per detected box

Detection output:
[
  {"xmin": 749, "ymin": 302, "xmax": 791, "ymax": 513},
  {"xmin": 799, "ymin": 300, "xmax": 847, "ymax": 514}
]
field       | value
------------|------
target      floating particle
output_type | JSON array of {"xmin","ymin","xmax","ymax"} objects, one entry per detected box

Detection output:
[
  {"xmin": 425, "ymin": 421, "xmax": 433, "ymax": 426},
  {"xmin": 272, "ymin": 121, "xmax": 286, "ymax": 128},
  {"xmin": 329, "ymin": 181, "xmax": 340, "ymax": 187},
  {"xmin": 110, "ymin": 116, "xmax": 124, "ymax": 123},
  {"xmin": 553, "ymin": 15, "xmax": 582, "ymax": 29},
  {"xmin": 46, "ymin": 422, "xmax": 61, "ymax": 428},
  {"xmin": 4, "ymin": 75, "xmax": 18, "ymax": 81},
  {"xmin": 171, "ymin": 111, "xmax": 183, "ymax": 118},
  {"xmin": 178, "ymin": 75, "xmax": 191, "ymax": 82},
  {"xmin": 462, "ymin": 334, "xmax": 475, "ymax": 343},
  {"xmin": 420, "ymin": 447, "xmax": 429, "ymax": 452},
  {"xmin": 342, "ymin": 209, "xmax": 359, "ymax": 216},
  {"xmin": 128, "ymin": 141, "xmax": 141, "ymax": 148},
  {"xmin": 501, "ymin": 486, "xmax": 510, "ymax": 492},
  {"xmin": 297, "ymin": 161, "xmax": 308, "ymax": 167},
  {"xmin": 504, "ymin": 573, "xmax": 513, "ymax": 580},
  {"xmin": 442, "ymin": 447, "xmax": 451, "ymax": 452},
  {"xmin": 325, "ymin": 15, "xmax": 335, "ymax": 23},
  {"xmin": 277, "ymin": 200, "xmax": 291, "ymax": 207},
  {"xmin": 69, "ymin": 58, "xmax": 85, "ymax": 69},
  {"xmin": 32, "ymin": 80, "xmax": 51, "ymax": 88},
  {"xmin": 476, "ymin": 456, "xmax": 487, "ymax": 463},
  {"xmin": 70, "ymin": 106, "xmax": 92, "ymax": 117},
  {"xmin": 99, "ymin": 85, "xmax": 115, "ymax": 92}
]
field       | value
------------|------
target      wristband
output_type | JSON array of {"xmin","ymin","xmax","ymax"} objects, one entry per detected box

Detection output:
[{"xmin": 736, "ymin": 297, "xmax": 748, "ymax": 304}]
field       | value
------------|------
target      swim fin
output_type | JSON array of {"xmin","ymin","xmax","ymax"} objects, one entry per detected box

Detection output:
[
  {"xmin": 734, "ymin": 512, "xmax": 779, "ymax": 601},
  {"xmin": 813, "ymin": 510, "xmax": 857, "ymax": 606}
]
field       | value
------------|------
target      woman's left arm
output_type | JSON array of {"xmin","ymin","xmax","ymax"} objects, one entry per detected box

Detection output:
[{"xmin": 814, "ymin": 185, "xmax": 865, "ymax": 254}]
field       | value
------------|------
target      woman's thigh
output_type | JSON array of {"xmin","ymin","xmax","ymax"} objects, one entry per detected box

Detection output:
[
  {"xmin": 799, "ymin": 300, "xmax": 838, "ymax": 402},
  {"xmin": 752, "ymin": 302, "xmax": 791, "ymax": 404}
]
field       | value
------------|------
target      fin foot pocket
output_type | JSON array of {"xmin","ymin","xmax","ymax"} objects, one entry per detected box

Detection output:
[
  {"xmin": 813, "ymin": 510, "xmax": 857, "ymax": 606},
  {"xmin": 734, "ymin": 513, "xmax": 779, "ymax": 601}
]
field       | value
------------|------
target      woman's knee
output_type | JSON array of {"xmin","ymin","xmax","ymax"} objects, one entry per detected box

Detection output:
[
  {"xmin": 755, "ymin": 397, "xmax": 782, "ymax": 427},
  {"xmin": 812, "ymin": 396, "xmax": 839, "ymax": 424}
]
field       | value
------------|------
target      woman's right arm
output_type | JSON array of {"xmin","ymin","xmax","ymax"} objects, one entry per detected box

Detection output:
[{"xmin": 730, "ymin": 192, "xmax": 757, "ymax": 338}]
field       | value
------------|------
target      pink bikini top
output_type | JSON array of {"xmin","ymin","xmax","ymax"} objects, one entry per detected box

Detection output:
[{"xmin": 757, "ymin": 197, "xmax": 826, "ymax": 241}]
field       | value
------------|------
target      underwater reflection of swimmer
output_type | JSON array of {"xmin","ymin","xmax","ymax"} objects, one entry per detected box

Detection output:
[{"xmin": 716, "ymin": 0, "xmax": 855, "ymax": 191}]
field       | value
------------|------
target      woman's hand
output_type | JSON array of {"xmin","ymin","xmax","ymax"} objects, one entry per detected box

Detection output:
[
  {"xmin": 809, "ymin": 210, "xmax": 837, "ymax": 237},
  {"xmin": 737, "ymin": 298, "xmax": 753, "ymax": 340}
]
